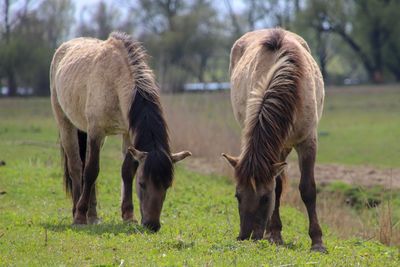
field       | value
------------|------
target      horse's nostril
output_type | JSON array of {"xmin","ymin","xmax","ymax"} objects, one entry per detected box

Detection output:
[{"xmin": 143, "ymin": 221, "xmax": 161, "ymax": 232}]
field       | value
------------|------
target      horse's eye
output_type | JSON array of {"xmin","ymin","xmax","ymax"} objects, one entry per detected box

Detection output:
[
  {"xmin": 260, "ymin": 194, "xmax": 269, "ymax": 204},
  {"xmin": 235, "ymin": 192, "xmax": 241, "ymax": 203},
  {"xmin": 139, "ymin": 182, "xmax": 146, "ymax": 190}
]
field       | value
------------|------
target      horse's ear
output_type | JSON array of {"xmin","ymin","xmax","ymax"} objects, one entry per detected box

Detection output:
[
  {"xmin": 221, "ymin": 153, "xmax": 239, "ymax": 168},
  {"xmin": 273, "ymin": 162, "xmax": 287, "ymax": 177},
  {"xmin": 128, "ymin": 146, "xmax": 148, "ymax": 162},
  {"xmin": 171, "ymin": 151, "xmax": 192, "ymax": 163}
]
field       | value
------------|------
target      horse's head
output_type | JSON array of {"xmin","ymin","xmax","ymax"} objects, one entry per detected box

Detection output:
[
  {"xmin": 222, "ymin": 153, "xmax": 286, "ymax": 240},
  {"xmin": 128, "ymin": 147, "xmax": 191, "ymax": 232}
]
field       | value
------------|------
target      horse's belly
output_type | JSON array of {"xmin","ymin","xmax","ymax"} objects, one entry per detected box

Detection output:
[{"xmin": 55, "ymin": 82, "xmax": 88, "ymax": 131}]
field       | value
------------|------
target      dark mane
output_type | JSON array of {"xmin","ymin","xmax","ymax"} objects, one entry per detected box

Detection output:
[
  {"xmin": 236, "ymin": 29, "xmax": 303, "ymax": 186},
  {"xmin": 110, "ymin": 32, "xmax": 173, "ymax": 189}
]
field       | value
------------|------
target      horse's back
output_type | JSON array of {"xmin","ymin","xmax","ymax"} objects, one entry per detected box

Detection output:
[
  {"xmin": 50, "ymin": 37, "xmax": 131, "ymax": 135},
  {"xmin": 229, "ymin": 29, "xmax": 324, "ymax": 146}
]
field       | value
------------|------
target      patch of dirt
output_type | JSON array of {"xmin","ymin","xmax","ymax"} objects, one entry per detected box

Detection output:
[{"xmin": 184, "ymin": 157, "xmax": 400, "ymax": 189}]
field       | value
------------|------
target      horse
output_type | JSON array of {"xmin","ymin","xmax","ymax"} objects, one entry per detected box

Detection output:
[
  {"xmin": 50, "ymin": 32, "xmax": 191, "ymax": 231},
  {"xmin": 222, "ymin": 28, "xmax": 326, "ymax": 252}
]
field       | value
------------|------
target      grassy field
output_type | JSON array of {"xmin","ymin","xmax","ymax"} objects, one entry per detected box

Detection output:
[
  {"xmin": 0, "ymin": 86, "xmax": 399, "ymax": 265},
  {"xmin": 318, "ymin": 86, "xmax": 400, "ymax": 167}
]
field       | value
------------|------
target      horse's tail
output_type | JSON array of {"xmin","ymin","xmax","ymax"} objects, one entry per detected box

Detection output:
[{"xmin": 61, "ymin": 130, "xmax": 87, "ymax": 196}]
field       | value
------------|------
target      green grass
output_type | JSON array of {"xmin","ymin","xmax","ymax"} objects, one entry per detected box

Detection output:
[
  {"xmin": 317, "ymin": 86, "xmax": 400, "ymax": 168},
  {"xmin": 0, "ymin": 94, "xmax": 399, "ymax": 265}
]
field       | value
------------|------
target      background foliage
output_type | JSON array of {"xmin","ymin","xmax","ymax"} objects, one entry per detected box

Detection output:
[{"xmin": 1, "ymin": 0, "xmax": 400, "ymax": 95}]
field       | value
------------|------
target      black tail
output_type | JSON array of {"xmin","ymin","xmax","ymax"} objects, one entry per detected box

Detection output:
[{"xmin": 61, "ymin": 130, "xmax": 87, "ymax": 195}]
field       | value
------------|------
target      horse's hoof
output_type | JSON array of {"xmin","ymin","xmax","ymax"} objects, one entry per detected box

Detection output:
[
  {"xmin": 311, "ymin": 243, "xmax": 328, "ymax": 253},
  {"xmin": 123, "ymin": 217, "xmax": 138, "ymax": 224},
  {"xmin": 73, "ymin": 213, "xmax": 87, "ymax": 225},
  {"xmin": 269, "ymin": 236, "xmax": 284, "ymax": 246},
  {"xmin": 266, "ymin": 232, "xmax": 284, "ymax": 245},
  {"xmin": 87, "ymin": 216, "xmax": 101, "ymax": 225},
  {"xmin": 122, "ymin": 212, "xmax": 138, "ymax": 224}
]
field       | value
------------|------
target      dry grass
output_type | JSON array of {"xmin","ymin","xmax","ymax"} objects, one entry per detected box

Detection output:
[
  {"xmin": 283, "ymin": 183, "xmax": 400, "ymax": 246},
  {"xmin": 162, "ymin": 92, "xmax": 240, "ymax": 176}
]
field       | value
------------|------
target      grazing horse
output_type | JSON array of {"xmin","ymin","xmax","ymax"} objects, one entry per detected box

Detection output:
[
  {"xmin": 50, "ymin": 32, "xmax": 191, "ymax": 231},
  {"xmin": 222, "ymin": 28, "xmax": 326, "ymax": 252}
]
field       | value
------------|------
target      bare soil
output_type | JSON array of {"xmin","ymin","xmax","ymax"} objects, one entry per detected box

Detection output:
[{"xmin": 184, "ymin": 157, "xmax": 400, "ymax": 189}]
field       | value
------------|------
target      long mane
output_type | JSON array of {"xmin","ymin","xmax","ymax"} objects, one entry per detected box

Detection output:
[
  {"xmin": 236, "ymin": 29, "xmax": 303, "ymax": 186},
  {"xmin": 110, "ymin": 32, "xmax": 173, "ymax": 189}
]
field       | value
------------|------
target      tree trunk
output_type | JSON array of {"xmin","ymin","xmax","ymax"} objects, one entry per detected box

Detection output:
[
  {"xmin": 197, "ymin": 56, "xmax": 208, "ymax": 83},
  {"xmin": 6, "ymin": 68, "xmax": 17, "ymax": 96},
  {"xmin": 316, "ymin": 30, "xmax": 328, "ymax": 83},
  {"xmin": 4, "ymin": 0, "xmax": 18, "ymax": 96},
  {"xmin": 370, "ymin": 26, "xmax": 384, "ymax": 83}
]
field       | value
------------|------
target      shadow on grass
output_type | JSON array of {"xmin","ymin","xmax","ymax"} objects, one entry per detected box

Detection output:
[
  {"xmin": 282, "ymin": 241, "xmax": 304, "ymax": 251},
  {"xmin": 40, "ymin": 221, "xmax": 150, "ymax": 236},
  {"xmin": 256, "ymin": 239, "xmax": 303, "ymax": 251}
]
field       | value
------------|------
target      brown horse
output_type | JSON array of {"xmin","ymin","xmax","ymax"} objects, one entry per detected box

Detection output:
[
  {"xmin": 50, "ymin": 32, "xmax": 191, "ymax": 231},
  {"xmin": 222, "ymin": 28, "xmax": 326, "ymax": 252}
]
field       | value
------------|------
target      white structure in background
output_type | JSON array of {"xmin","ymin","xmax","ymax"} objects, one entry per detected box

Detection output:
[{"xmin": 183, "ymin": 82, "xmax": 230, "ymax": 91}]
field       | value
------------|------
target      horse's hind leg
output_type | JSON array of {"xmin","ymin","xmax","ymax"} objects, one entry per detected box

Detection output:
[
  {"xmin": 295, "ymin": 135, "xmax": 326, "ymax": 253},
  {"xmin": 60, "ymin": 131, "xmax": 83, "ymax": 218},
  {"xmin": 120, "ymin": 134, "xmax": 138, "ymax": 223},
  {"xmin": 80, "ymin": 131, "xmax": 101, "ymax": 225},
  {"xmin": 53, "ymin": 110, "xmax": 83, "ymax": 218},
  {"xmin": 267, "ymin": 172, "xmax": 284, "ymax": 245},
  {"xmin": 74, "ymin": 133, "xmax": 104, "ymax": 224},
  {"xmin": 268, "ymin": 148, "xmax": 291, "ymax": 245}
]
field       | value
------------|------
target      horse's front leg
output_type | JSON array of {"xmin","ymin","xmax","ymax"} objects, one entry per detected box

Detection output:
[
  {"xmin": 87, "ymin": 184, "xmax": 99, "ymax": 224},
  {"xmin": 267, "ymin": 148, "xmax": 291, "ymax": 245},
  {"xmin": 121, "ymin": 134, "xmax": 138, "ymax": 223},
  {"xmin": 295, "ymin": 135, "xmax": 326, "ymax": 253},
  {"xmin": 267, "ymin": 172, "xmax": 284, "ymax": 245},
  {"xmin": 74, "ymin": 135, "xmax": 103, "ymax": 225}
]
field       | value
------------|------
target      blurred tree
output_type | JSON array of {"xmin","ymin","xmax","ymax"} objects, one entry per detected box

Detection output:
[
  {"xmin": 0, "ymin": 0, "xmax": 74, "ymax": 96},
  {"xmin": 134, "ymin": 0, "xmax": 226, "ymax": 92},
  {"xmin": 0, "ymin": 0, "xmax": 29, "ymax": 96},
  {"xmin": 77, "ymin": 1, "xmax": 132, "ymax": 39},
  {"xmin": 381, "ymin": 2, "xmax": 400, "ymax": 81},
  {"xmin": 38, "ymin": 0, "xmax": 75, "ymax": 49},
  {"xmin": 293, "ymin": 0, "xmax": 342, "ymax": 82},
  {"xmin": 224, "ymin": 0, "xmax": 300, "ymax": 38},
  {"xmin": 314, "ymin": 0, "xmax": 400, "ymax": 83}
]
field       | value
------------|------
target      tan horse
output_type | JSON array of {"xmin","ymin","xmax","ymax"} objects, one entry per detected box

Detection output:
[
  {"xmin": 222, "ymin": 28, "xmax": 326, "ymax": 252},
  {"xmin": 50, "ymin": 32, "xmax": 191, "ymax": 231}
]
